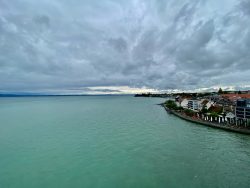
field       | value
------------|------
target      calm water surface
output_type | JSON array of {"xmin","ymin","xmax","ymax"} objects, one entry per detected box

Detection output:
[{"xmin": 0, "ymin": 96, "xmax": 249, "ymax": 188}]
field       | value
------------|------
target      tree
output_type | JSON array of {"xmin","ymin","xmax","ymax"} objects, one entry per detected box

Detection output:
[
  {"xmin": 165, "ymin": 100, "xmax": 177, "ymax": 109},
  {"xmin": 210, "ymin": 112, "xmax": 219, "ymax": 118},
  {"xmin": 218, "ymin": 88, "xmax": 223, "ymax": 94},
  {"xmin": 238, "ymin": 90, "xmax": 242, "ymax": 94},
  {"xmin": 201, "ymin": 107, "xmax": 208, "ymax": 114}
]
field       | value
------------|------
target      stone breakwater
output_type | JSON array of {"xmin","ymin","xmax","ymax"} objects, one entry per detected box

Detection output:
[{"xmin": 163, "ymin": 105, "xmax": 250, "ymax": 135}]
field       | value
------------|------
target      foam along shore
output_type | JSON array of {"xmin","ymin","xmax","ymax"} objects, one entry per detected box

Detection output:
[{"xmin": 162, "ymin": 105, "xmax": 250, "ymax": 135}]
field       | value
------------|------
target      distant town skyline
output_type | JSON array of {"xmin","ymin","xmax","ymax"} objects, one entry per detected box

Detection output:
[{"xmin": 0, "ymin": 0, "xmax": 250, "ymax": 94}]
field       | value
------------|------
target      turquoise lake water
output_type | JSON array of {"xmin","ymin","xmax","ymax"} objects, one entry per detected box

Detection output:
[{"xmin": 0, "ymin": 96, "xmax": 249, "ymax": 188}]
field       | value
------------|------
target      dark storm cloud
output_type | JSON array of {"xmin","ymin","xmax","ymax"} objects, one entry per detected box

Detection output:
[
  {"xmin": 240, "ymin": 0, "xmax": 250, "ymax": 15},
  {"xmin": 0, "ymin": 0, "xmax": 249, "ymax": 93}
]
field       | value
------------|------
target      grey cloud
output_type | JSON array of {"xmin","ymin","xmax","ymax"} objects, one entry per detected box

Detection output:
[
  {"xmin": 33, "ymin": 15, "xmax": 50, "ymax": 28},
  {"xmin": 240, "ymin": 0, "xmax": 250, "ymax": 16},
  {"xmin": 0, "ymin": 0, "xmax": 250, "ymax": 93},
  {"xmin": 108, "ymin": 37, "xmax": 128, "ymax": 52},
  {"xmin": 174, "ymin": 1, "xmax": 200, "ymax": 25}
]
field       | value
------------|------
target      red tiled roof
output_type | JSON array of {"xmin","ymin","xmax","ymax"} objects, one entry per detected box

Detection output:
[
  {"xmin": 201, "ymin": 100, "xmax": 209, "ymax": 105},
  {"xmin": 222, "ymin": 94, "xmax": 250, "ymax": 100},
  {"xmin": 209, "ymin": 105, "xmax": 223, "ymax": 113}
]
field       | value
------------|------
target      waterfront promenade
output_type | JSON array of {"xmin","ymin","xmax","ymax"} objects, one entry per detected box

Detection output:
[{"xmin": 163, "ymin": 105, "xmax": 250, "ymax": 135}]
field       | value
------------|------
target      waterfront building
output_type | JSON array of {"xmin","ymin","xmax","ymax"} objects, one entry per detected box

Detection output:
[
  {"xmin": 225, "ymin": 112, "xmax": 236, "ymax": 124},
  {"xmin": 187, "ymin": 100, "xmax": 201, "ymax": 111},
  {"xmin": 201, "ymin": 100, "xmax": 214, "ymax": 110},
  {"xmin": 235, "ymin": 99, "xmax": 250, "ymax": 126},
  {"xmin": 180, "ymin": 99, "xmax": 189, "ymax": 109},
  {"xmin": 180, "ymin": 99, "xmax": 203, "ymax": 111},
  {"xmin": 222, "ymin": 94, "xmax": 250, "ymax": 102},
  {"xmin": 175, "ymin": 96, "xmax": 180, "ymax": 102}
]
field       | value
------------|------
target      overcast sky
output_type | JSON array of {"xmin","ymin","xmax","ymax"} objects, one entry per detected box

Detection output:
[{"xmin": 0, "ymin": 0, "xmax": 250, "ymax": 94}]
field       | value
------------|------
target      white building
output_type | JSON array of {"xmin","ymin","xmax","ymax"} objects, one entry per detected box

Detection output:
[
  {"xmin": 206, "ymin": 101, "xmax": 214, "ymax": 109},
  {"xmin": 226, "ymin": 112, "xmax": 235, "ymax": 119},
  {"xmin": 201, "ymin": 100, "xmax": 214, "ymax": 110},
  {"xmin": 187, "ymin": 100, "xmax": 200, "ymax": 111},
  {"xmin": 180, "ymin": 99, "xmax": 202, "ymax": 111},
  {"xmin": 180, "ymin": 99, "xmax": 188, "ymax": 109}
]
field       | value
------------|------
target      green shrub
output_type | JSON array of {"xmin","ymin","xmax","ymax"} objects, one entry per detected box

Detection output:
[
  {"xmin": 184, "ymin": 109, "xmax": 195, "ymax": 117},
  {"xmin": 210, "ymin": 112, "xmax": 219, "ymax": 118},
  {"xmin": 175, "ymin": 106, "xmax": 184, "ymax": 111},
  {"xmin": 201, "ymin": 107, "xmax": 208, "ymax": 114}
]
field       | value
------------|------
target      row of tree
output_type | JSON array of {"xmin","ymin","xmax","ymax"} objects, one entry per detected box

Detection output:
[{"xmin": 218, "ymin": 88, "xmax": 242, "ymax": 94}]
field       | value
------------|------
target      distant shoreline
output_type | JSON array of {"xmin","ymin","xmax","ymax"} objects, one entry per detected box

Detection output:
[
  {"xmin": 162, "ymin": 105, "xmax": 250, "ymax": 135},
  {"xmin": 0, "ymin": 94, "xmax": 133, "ymax": 97}
]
